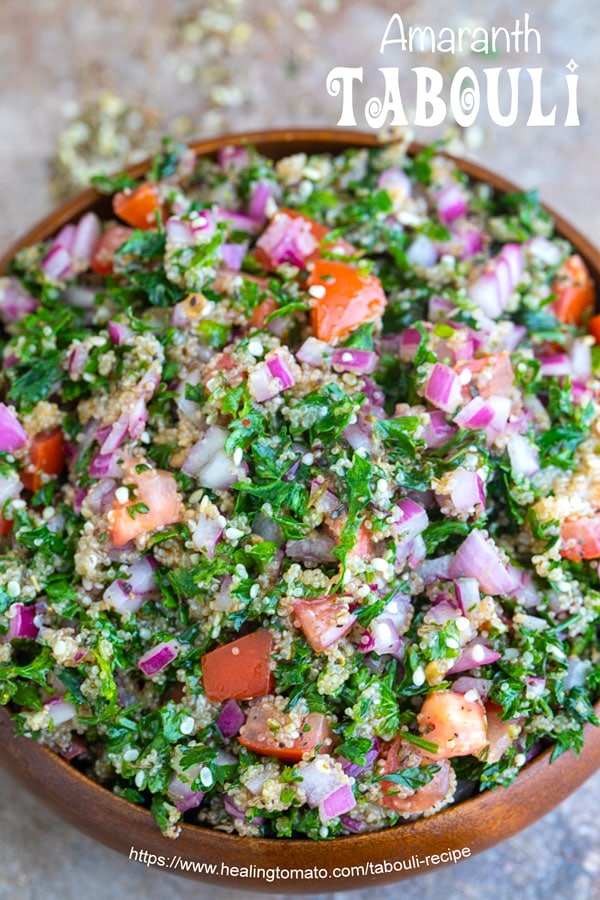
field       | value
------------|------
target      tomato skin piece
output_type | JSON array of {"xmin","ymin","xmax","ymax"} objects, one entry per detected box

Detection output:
[
  {"xmin": 21, "ymin": 428, "xmax": 66, "ymax": 492},
  {"xmin": 560, "ymin": 515, "xmax": 600, "ymax": 561},
  {"xmin": 249, "ymin": 296, "xmax": 279, "ymax": 329},
  {"xmin": 417, "ymin": 690, "xmax": 488, "ymax": 760},
  {"xmin": 91, "ymin": 225, "xmax": 134, "ymax": 275},
  {"xmin": 552, "ymin": 254, "xmax": 596, "ymax": 325},
  {"xmin": 484, "ymin": 703, "xmax": 521, "ymax": 764},
  {"xmin": 292, "ymin": 595, "xmax": 355, "ymax": 653},
  {"xmin": 589, "ymin": 314, "xmax": 600, "ymax": 344},
  {"xmin": 238, "ymin": 700, "xmax": 332, "ymax": 761},
  {"xmin": 455, "ymin": 351, "xmax": 515, "ymax": 400},
  {"xmin": 307, "ymin": 259, "xmax": 387, "ymax": 343},
  {"xmin": 380, "ymin": 738, "xmax": 451, "ymax": 814},
  {"xmin": 109, "ymin": 468, "xmax": 183, "ymax": 547},
  {"xmin": 113, "ymin": 182, "xmax": 162, "ymax": 230},
  {"xmin": 201, "ymin": 630, "xmax": 275, "ymax": 702}
]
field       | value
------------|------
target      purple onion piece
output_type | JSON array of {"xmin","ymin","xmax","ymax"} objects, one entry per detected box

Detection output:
[{"xmin": 138, "ymin": 639, "xmax": 180, "ymax": 677}]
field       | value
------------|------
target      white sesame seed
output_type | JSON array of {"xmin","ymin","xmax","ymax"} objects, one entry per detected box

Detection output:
[
  {"xmin": 464, "ymin": 689, "xmax": 479, "ymax": 703},
  {"xmin": 134, "ymin": 771, "xmax": 145, "ymax": 788},
  {"xmin": 6, "ymin": 581, "xmax": 20, "ymax": 598},
  {"xmin": 250, "ymin": 584, "xmax": 260, "ymax": 600},
  {"xmin": 247, "ymin": 339, "xmax": 264, "ymax": 357},
  {"xmin": 232, "ymin": 447, "xmax": 243, "ymax": 466},
  {"xmin": 308, "ymin": 284, "xmax": 326, "ymax": 299},
  {"xmin": 123, "ymin": 748, "xmax": 139, "ymax": 762},
  {"xmin": 371, "ymin": 557, "xmax": 388, "ymax": 573},
  {"xmin": 231, "ymin": 647, "xmax": 240, "ymax": 656},
  {"xmin": 412, "ymin": 666, "xmax": 426, "ymax": 687},
  {"xmin": 180, "ymin": 716, "xmax": 196, "ymax": 735},
  {"xmin": 225, "ymin": 527, "xmax": 245, "ymax": 541},
  {"xmin": 301, "ymin": 452, "xmax": 314, "ymax": 465},
  {"xmin": 456, "ymin": 616, "xmax": 470, "ymax": 632},
  {"xmin": 446, "ymin": 638, "xmax": 459, "ymax": 650},
  {"xmin": 115, "ymin": 487, "xmax": 130, "ymax": 505}
]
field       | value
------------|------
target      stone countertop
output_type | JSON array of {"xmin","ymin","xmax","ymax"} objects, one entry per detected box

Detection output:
[{"xmin": 0, "ymin": 0, "xmax": 599, "ymax": 898}]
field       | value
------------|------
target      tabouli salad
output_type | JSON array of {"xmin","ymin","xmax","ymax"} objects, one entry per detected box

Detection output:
[{"xmin": 0, "ymin": 136, "xmax": 598, "ymax": 841}]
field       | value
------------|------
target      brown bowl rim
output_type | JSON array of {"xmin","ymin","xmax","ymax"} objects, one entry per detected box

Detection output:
[{"xmin": 1, "ymin": 127, "xmax": 599, "ymax": 892}]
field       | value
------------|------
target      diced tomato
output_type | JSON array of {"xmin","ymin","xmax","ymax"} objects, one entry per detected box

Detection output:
[
  {"xmin": 113, "ymin": 182, "xmax": 162, "ymax": 231},
  {"xmin": 21, "ymin": 428, "xmax": 66, "ymax": 492},
  {"xmin": 484, "ymin": 702, "xmax": 520, "ymax": 764},
  {"xmin": 279, "ymin": 208, "xmax": 356, "ymax": 259},
  {"xmin": 326, "ymin": 514, "xmax": 372, "ymax": 557},
  {"xmin": 380, "ymin": 737, "xmax": 451, "ymax": 814},
  {"xmin": 292, "ymin": 595, "xmax": 355, "ymax": 653},
  {"xmin": 560, "ymin": 515, "xmax": 600, "ymax": 561},
  {"xmin": 416, "ymin": 690, "xmax": 488, "ymax": 760},
  {"xmin": 455, "ymin": 351, "xmax": 515, "ymax": 399},
  {"xmin": 238, "ymin": 699, "xmax": 333, "ymax": 761},
  {"xmin": 249, "ymin": 296, "xmax": 279, "ymax": 329},
  {"xmin": 0, "ymin": 514, "xmax": 13, "ymax": 537},
  {"xmin": 201, "ymin": 630, "xmax": 274, "ymax": 702},
  {"xmin": 589, "ymin": 314, "xmax": 600, "ymax": 344},
  {"xmin": 91, "ymin": 225, "xmax": 134, "ymax": 275},
  {"xmin": 109, "ymin": 467, "xmax": 183, "ymax": 547},
  {"xmin": 307, "ymin": 259, "xmax": 387, "ymax": 343},
  {"xmin": 552, "ymin": 254, "xmax": 596, "ymax": 325}
]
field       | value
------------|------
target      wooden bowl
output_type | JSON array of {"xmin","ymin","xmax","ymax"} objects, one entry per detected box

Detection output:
[{"xmin": 1, "ymin": 129, "xmax": 599, "ymax": 891}]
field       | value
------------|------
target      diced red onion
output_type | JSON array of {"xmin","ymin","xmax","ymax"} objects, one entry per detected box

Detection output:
[
  {"xmin": 0, "ymin": 403, "xmax": 27, "ymax": 451},
  {"xmin": 296, "ymin": 337, "xmax": 331, "ymax": 367},
  {"xmin": 0, "ymin": 277, "xmax": 39, "ymax": 323},
  {"xmin": 424, "ymin": 410, "xmax": 457, "ymax": 449},
  {"xmin": 216, "ymin": 699, "xmax": 246, "ymax": 739},
  {"xmin": 538, "ymin": 353, "xmax": 572, "ymax": 378},
  {"xmin": 182, "ymin": 425, "xmax": 245, "ymax": 489},
  {"xmin": 310, "ymin": 480, "xmax": 340, "ymax": 516},
  {"xmin": 319, "ymin": 784, "xmax": 356, "ymax": 821},
  {"xmin": 485, "ymin": 395, "xmax": 512, "ymax": 440},
  {"xmin": 342, "ymin": 421, "xmax": 372, "ymax": 453},
  {"xmin": 138, "ymin": 639, "xmax": 180, "ymax": 677},
  {"xmin": 369, "ymin": 617, "xmax": 405, "ymax": 658},
  {"xmin": 256, "ymin": 213, "xmax": 317, "ymax": 269},
  {"xmin": 221, "ymin": 241, "xmax": 249, "ymax": 271},
  {"xmin": 103, "ymin": 579, "xmax": 145, "ymax": 615},
  {"xmin": 248, "ymin": 182, "xmax": 274, "ymax": 222},
  {"xmin": 6, "ymin": 602, "xmax": 39, "ymax": 640},
  {"xmin": 59, "ymin": 739, "xmax": 87, "ymax": 761},
  {"xmin": 127, "ymin": 556, "xmax": 158, "ymax": 595},
  {"xmin": 341, "ymin": 814, "xmax": 366, "ymax": 833},
  {"xmin": 393, "ymin": 499, "xmax": 429, "ymax": 539},
  {"xmin": 71, "ymin": 212, "xmax": 102, "ymax": 265},
  {"xmin": 447, "ymin": 640, "xmax": 501, "ymax": 674},
  {"xmin": 286, "ymin": 534, "xmax": 336, "ymax": 564},
  {"xmin": 214, "ymin": 575, "xmax": 235, "ymax": 612},
  {"xmin": 53, "ymin": 223, "xmax": 77, "ymax": 252},
  {"xmin": 68, "ymin": 343, "xmax": 89, "ymax": 379},
  {"xmin": 407, "ymin": 234, "xmax": 437, "ymax": 268},
  {"xmin": 223, "ymin": 794, "xmax": 247, "ymax": 819},
  {"xmin": 451, "ymin": 676, "xmax": 492, "ymax": 700},
  {"xmin": 436, "ymin": 469, "xmax": 485, "ymax": 515},
  {"xmin": 218, "ymin": 209, "xmax": 262, "ymax": 236},
  {"xmin": 299, "ymin": 760, "xmax": 346, "ymax": 808},
  {"xmin": 570, "ymin": 339, "xmax": 592, "ymax": 383},
  {"xmin": 408, "ymin": 533, "xmax": 427, "ymax": 569},
  {"xmin": 507, "ymin": 434, "xmax": 540, "ymax": 479},
  {"xmin": 507, "ymin": 566, "xmax": 539, "ymax": 608},
  {"xmin": 332, "ymin": 348, "xmax": 378, "ymax": 374},
  {"xmin": 266, "ymin": 351, "xmax": 296, "ymax": 389},
  {"xmin": 426, "ymin": 600, "xmax": 461, "ymax": 626},
  {"xmin": 563, "ymin": 657, "xmax": 591, "ymax": 691},
  {"xmin": 527, "ymin": 236, "xmax": 562, "ymax": 266},
  {"xmin": 217, "ymin": 145, "xmax": 250, "ymax": 172},
  {"xmin": 419, "ymin": 553, "xmax": 455, "ymax": 585},
  {"xmin": 85, "ymin": 478, "xmax": 116, "ymax": 515},
  {"xmin": 44, "ymin": 697, "xmax": 76, "ymax": 726},
  {"xmin": 449, "ymin": 530, "xmax": 518, "ymax": 595},
  {"xmin": 436, "ymin": 182, "xmax": 468, "ymax": 225},
  {"xmin": 469, "ymin": 243, "xmax": 524, "ymax": 318},
  {"xmin": 89, "ymin": 449, "xmax": 123, "ymax": 479},
  {"xmin": 424, "ymin": 363, "xmax": 462, "ymax": 413},
  {"xmin": 191, "ymin": 513, "xmax": 224, "ymax": 560},
  {"xmin": 339, "ymin": 739, "xmax": 380, "ymax": 778},
  {"xmin": 454, "ymin": 396, "xmax": 494, "ymax": 430},
  {"xmin": 41, "ymin": 245, "xmax": 73, "ymax": 281},
  {"xmin": 452, "ymin": 225, "xmax": 484, "ymax": 260},
  {"xmin": 108, "ymin": 320, "xmax": 133, "ymax": 346},
  {"xmin": 428, "ymin": 296, "xmax": 455, "ymax": 321},
  {"xmin": 454, "ymin": 577, "xmax": 480, "ymax": 613},
  {"xmin": 378, "ymin": 167, "xmax": 412, "ymax": 198},
  {"xmin": 399, "ymin": 327, "xmax": 423, "ymax": 362},
  {"xmin": 167, "ymin": 773, "xmax": 205, "ymax": 813}
]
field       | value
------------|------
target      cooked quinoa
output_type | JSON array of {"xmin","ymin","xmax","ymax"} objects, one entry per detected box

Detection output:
[{"xmin": 0, "ymin": 136, "xmax": 598, "ymax": 840}]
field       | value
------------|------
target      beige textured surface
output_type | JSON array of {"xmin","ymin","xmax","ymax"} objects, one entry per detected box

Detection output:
[{"xmin": 0, "ymin": 1, "xmax": 599, "ymax": 898}]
